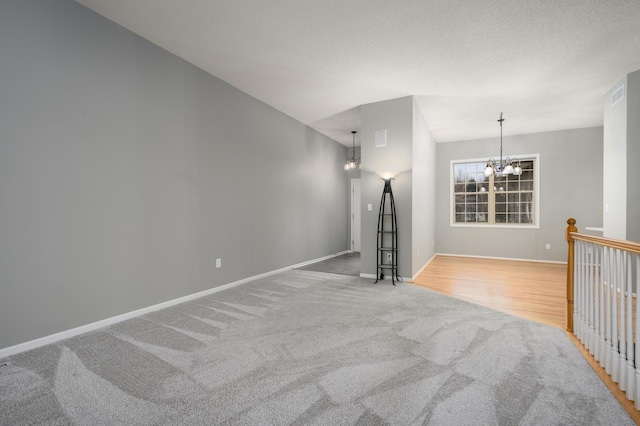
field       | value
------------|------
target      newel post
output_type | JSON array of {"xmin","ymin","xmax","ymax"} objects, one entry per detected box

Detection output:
[{"xmin": 566, "ymin": 218, "xmax": 578, "ymax": 333}]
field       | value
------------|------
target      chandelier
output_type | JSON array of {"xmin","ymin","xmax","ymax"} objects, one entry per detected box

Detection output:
[
  {"xmin": 344, "ymin": 130, "xmax": 360, "ymax": 170},
  {"xmin": 484, "ymin": 113, "xmax": 522, "ymax": 177}
]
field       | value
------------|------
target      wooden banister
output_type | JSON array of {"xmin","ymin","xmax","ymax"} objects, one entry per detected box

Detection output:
[
  {"xmin": 566, "ymin": 218, "xmax": 577, "ymax": 332},
  {"xmin": 565, "ymin": 219, "xmax": 640, "ymax": 333},
  {"xmin": 565, "ymin": 218, "xmax": 640, "ymax": 417},
  {"xmin": 569, "ymin": 232, "xmax": 640, "ymax": 255}
]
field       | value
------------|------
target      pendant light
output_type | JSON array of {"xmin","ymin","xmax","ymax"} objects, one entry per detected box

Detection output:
[
  {"xmin": 344, "ymin": 131, "xmax": 360, "ymax": 170},
  {"xmin": 484, "ymin": 113, "xmax": 522, "ymax": 177}
]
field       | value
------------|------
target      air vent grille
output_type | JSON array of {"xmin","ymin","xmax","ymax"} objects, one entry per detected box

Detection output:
[
  {"xmin": 375, "ymin": 129, "xmax": 387, "ymax": 147},
  {"xmin": 612, "ymin": 84, "xmax": 625, "ymax": 106}
]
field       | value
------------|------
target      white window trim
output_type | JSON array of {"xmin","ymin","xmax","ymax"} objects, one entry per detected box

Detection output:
[{"xmin": 449, "ymin": 153, "xmax": 540, "ymax": 229}]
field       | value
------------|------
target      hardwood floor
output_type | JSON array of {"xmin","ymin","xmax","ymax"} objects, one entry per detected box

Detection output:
[
  {"xmin": 413, "ymin": 255, "xmax": 640, "ymax": 424},
  {"xmin": 413, "ymin": 255, "xmax": 567, "ymax": 328}
]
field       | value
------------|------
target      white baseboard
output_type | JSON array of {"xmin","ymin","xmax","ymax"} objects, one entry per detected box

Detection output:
[
  {"xmin": 360, "ymin": 273, "xmax": 376, "ymax": 279},
  {"xmin": 360, "ymin": 253, "xmax": 438, "ymax": 284},
  {"xmin": 436, "ymin": 252, "xmax": 567, "ymax": 265},
  {"xmin": 0, "ymin": 250, "xmax": 349, "ymax": 359},
  {"xmin": 292, "ymin": 250, "xmax": 349, "ymax": 268},
  {"xmin": 359, "ymin": 273, "xmax": 412, "ymax": 283},
  {"xmin": 411, "ymin": 253, "xmax": 438, "ymax": 282}
]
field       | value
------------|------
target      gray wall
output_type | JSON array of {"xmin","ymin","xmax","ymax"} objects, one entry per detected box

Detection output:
[
  {"xmin": 411, "ymin": 100, "xmax": 437, "ymax": 276},
  {"xmin": 361, "ymin": 97, "xmax": 414, "ymax": 279},
  {"xmin": 603, "ymin": 70, "xmax": 640, "ymax": 242},
  {"xmin": 359, "ymin": 96, "xmax": 437, "ymax": 279},
  {"xmin": 435, "ymin": 127, "xmax": 603, "ymax": 261},
  {"xmin": 346, "ymin": 146, "xmax": 361, "ymax": 251},
  {"xmin": 0, "ymin": 0, "xmax": 347, "ymax": 350},
  {"xmin": 603, "ymin": 75, "xmax": 628, "ymax": 239},
  {"xmin": 626, "ymin": 71, "xmax": 640, "ymax": 242}
]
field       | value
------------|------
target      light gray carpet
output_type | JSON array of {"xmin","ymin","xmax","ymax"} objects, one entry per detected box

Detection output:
[
  {"xmin": 0, "ymin": 270, "xmax": 633, "ymax": 425},
  {"xmin": 295, "ymin": 252, "xmax": 360, "ymax": 276}
]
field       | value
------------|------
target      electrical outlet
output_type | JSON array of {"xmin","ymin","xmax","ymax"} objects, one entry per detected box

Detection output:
[
  {"xmin": 387, "ymin": 253, "xmax": 392, "ymax": 261},
  {"xmin": 216, "ymin": 258, "xmax": 222, "ymax": 268},
  {"xmin": 545, "ymin": 244, "xmax": 551, "ymax": 250}
]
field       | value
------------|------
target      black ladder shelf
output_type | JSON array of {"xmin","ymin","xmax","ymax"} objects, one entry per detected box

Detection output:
[{"xmin": 375, "ymin": 178, "xmax": 399, "ymax": 285}]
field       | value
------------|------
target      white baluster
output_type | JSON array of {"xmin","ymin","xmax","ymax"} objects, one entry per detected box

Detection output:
[
  {"xmin": 574, "ymin": 241, "xmax": 581, "ymax": 339},
  {"xmin": 580, "ymin": 241, "xmax": 587, "ymax": 342},
  {"xmin": 577, "ymin": 241, "xmax": 584, "ymax": 341},
  {"xmin": 620, "ymin": 250, "xmax": 628, "ymax": 391},
  {"xmin": 588, "ymin": 242, "xmax": 596, "ymax": 353},
  {"xmin": 625, "ymin": 252, "xmax": 635, "ymax": 399},
  {"xmin": 634, "ymin": 253, "xmax": 640, "ymax": 409},
  {"xmin": 595, "ymin": 244, "xmax": 603, "ymax": 362},
  {"xmin": 612, "ymin": 248, "xmax": 620, "ymax": 383},
  {"xmin": 605, "ymin": 246, "xmax": 613, "ymax": 375}
]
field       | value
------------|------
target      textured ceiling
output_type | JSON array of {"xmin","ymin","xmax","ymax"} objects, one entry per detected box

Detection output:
[{"xmin": 74, "ymin": 0, "xmax": 640, "ymax": 146}]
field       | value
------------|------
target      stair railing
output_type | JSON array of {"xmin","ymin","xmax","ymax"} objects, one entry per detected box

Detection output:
[{"xmin": 566, "ymin": 218, "xmax": 640, "ymax": 408}]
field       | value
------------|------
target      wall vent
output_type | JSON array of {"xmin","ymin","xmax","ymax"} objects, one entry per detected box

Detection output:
[
  {"xmin": 612, "ymin": 84, "xmax": 625, "ymax": 106},
  {"xmin": 375, "ymin": 129, "xmax": 387, "ymax": 147}
]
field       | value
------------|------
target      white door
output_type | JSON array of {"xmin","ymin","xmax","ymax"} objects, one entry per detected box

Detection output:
[{"xmin": 351, "ymin": 179, "xmax": 361, "ymax": 252}]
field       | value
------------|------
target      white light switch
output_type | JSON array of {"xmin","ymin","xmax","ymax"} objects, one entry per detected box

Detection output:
[{"xmin": 367, "ymin": 204, "xmax": 372, "ymax": 212}]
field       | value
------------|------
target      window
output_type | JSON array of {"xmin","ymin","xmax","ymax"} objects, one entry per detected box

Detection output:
[{"xmin": 451, "ymin": 155, "xmax": 539, "ymax": 227}]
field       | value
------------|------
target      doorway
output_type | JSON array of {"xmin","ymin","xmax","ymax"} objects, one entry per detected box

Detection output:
[{"xmin": 351, "ymin": 178, "xmax": 361, "ymax": 253}]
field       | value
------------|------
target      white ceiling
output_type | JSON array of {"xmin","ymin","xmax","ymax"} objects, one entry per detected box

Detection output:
[{"xmin": 75, "ymin": 0, "xmax": 640, "ymax": 146}]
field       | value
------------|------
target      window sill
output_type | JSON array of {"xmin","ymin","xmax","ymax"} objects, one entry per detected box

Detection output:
[{"xmin": 450, "ymin": 223, "xmax": 540, "ymax": 230}]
